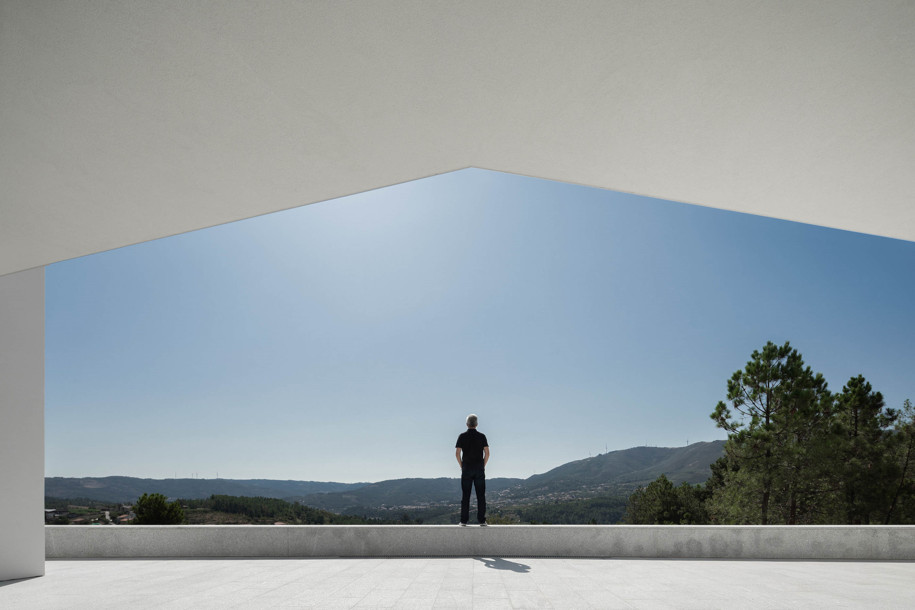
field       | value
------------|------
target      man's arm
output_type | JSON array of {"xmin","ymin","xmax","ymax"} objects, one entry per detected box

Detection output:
[
  {"xmin": 483, "ymin": 446, "xmax": 490, "ymax": 468},
  {"xmin": 455, "ymin": 447, "xmax": 463, "ymax": 469}
]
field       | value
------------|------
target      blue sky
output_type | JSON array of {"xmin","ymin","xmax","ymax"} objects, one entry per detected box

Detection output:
[{"xmin": 45, "ymin": 169, "xmax": 915, "ymax": 483}]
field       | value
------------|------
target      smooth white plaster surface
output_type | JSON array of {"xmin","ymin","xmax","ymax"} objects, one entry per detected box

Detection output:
[
  {"xmin": 3, "ymin": 1, "xmax": 915, "ymax": 276},
  {"xmin": 0, "ymin": 268, "xmax": 45, "ymax": 581},
  {"xmin": 4, "ymin": 0, "xmax": 915, "ymax": 586}
]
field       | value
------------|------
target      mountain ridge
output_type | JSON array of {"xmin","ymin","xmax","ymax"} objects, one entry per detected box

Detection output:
[
  {"xmin": 45, "ymin": 441, "xmax": 726, "ymax": 508},
  {"xmin": 519, "ymin": 440, "xmax": 725, "ymax": 493},
  {"xmin": 44, "ymin": 477, "xmax": 365, "ymax": 503}
]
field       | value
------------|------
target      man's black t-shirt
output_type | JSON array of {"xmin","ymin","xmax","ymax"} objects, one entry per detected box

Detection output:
[{"xmin": 455, "ymin": 429, "xmax": 489, "ymax": 470}]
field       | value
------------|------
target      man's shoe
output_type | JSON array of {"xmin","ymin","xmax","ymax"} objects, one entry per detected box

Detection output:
[
  {"xmin": 460, "ymin": 523, "xmax": 467, "ymax": 527},
  {"xmin": 479, "ymin": 522, "xmax": 488, "ymax": 527}
]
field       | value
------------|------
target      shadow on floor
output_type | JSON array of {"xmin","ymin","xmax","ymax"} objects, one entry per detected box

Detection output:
[
  {"xmin": 0, "ymin": 576, "xmax": 40, "ymax": 588},
  {"xmin": 475, "ymin": 557, "xmax": 531, "ymax": 573}
]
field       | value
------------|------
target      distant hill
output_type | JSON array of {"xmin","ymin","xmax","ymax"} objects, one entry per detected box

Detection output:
[
  {"xmin": 292, "ymin": 442, "xmax": 724, "ymax": 513},
  {"xmin": 46, "ymin": 441, "xmax": 726, "ymax": 508},
  {"xmin": 511, "ymin": 440, "xmax": 726, "ymax": 498},
  {"xmin": 44, "ymin": 477, "xmax": 366, "ymax": 503},
  {"xmin": 292, "ymin": 477, "xmax": 524, "ymax": 514}
]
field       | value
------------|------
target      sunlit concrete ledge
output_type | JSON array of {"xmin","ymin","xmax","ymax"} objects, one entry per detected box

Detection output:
[{"xmin": 45, "ymin": 525, "xmax": 915, "ymax": 560}]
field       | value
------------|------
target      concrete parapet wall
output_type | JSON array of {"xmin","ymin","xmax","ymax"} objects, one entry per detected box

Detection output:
[{"xmin": 46, "ymin": 525, "xmax": 915, "ymax": 560}]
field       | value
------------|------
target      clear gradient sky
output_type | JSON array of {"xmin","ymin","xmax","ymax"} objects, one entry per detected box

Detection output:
[{"xmin": 45, "ymin": 169, "xmax": 915, "ymax": 483}]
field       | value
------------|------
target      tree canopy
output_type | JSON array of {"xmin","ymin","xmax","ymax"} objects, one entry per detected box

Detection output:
[
  {"xmin": 626, "ymin": 341, "xmax": 914, "ymax": 525},
  {"xmin": 623, "ymin": 475, "xmax": 708, "ymax": 524},
  {"xmin": 133, "ymin": 493, "xmax": 185, "ymax": 525}
]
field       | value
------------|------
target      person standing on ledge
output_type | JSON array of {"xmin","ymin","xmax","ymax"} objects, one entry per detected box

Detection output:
[{"xmin": 455, "ymin": 413, "xmax": 490, "ymax": 526}]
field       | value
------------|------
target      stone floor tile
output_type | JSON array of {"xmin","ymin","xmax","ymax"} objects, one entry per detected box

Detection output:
[
  {"xmin": 472, "ymin": 572, "xmax": 504, "ymax": 584},
  {"xmin": 472, "ymin": 599, "xmax": 514, "ymax": 609},
  {"xmin": 412, "ymin": 580, "xmax": 446, "ymax": 590},
  {"xmin": 499, "ymin": 575, "xmax": 540, "ymax": 591},
  {"xmin": 473, "ymin": 582, "xmax": 511, "ymax": 598},
  {"xmin": 432, "ymin": 589, "xmax": 474, "ymax": 606},
  {"xmin": 402, "ymin": 583, "xmax": 441, "ymax": 597},
  {"xmin": 575, "ymin": 589, "xmax": 635, "ymax": 608},
  {"xmin": 507, "ymin": 589, "xmax": 555, "ymax": 608},
  {"xmin": 4, "ymin": 558, "xmax": 915, "ymax": 609},
  {"xmin": 625, "ymin": 601, "xmax": 690, "ymax": 610},
  {"xmin": 390, "ymin": 600, "xmax": 436, "ymax": 610},
  {"xmin": 438, "ymin": 578, "xmax": 473, "ymax": 591},
  {"xmin": 318, "ymin": 597, "xmax": 367, "ymax": 609},
  {"xmin": 355, "ymin": 589, "xmax": 405, "ymax": 606}
]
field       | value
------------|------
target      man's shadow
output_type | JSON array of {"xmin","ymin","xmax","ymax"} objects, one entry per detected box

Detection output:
[{"xmin": 474, "ymin": 557, "xmax": 531, "ymax": 573}]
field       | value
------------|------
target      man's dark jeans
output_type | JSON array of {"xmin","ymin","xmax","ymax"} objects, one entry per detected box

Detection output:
[{"xmin": 460, "ymin": 466, "xmax": 486, "ymax": 524}]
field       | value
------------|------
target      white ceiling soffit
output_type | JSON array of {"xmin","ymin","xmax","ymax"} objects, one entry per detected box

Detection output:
[{"xmin": 2, "ymin": 1, "xmax": 914, "ymax": 276}]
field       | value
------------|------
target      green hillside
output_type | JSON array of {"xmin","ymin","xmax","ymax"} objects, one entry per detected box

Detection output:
[
  {"xmin": 515, "ymin": 441, "xmax": 725, "ymax": 496},
  {"xmin": 293, "ymin": 477, "xmax": 524, "ymax": 514},
  {"xmin": 45, "ymin": 441, "xmax": 725, "ymax": 512},
  {"xmin": 44, "ymin": 476, "xmax": 366, "ymax": 503}
]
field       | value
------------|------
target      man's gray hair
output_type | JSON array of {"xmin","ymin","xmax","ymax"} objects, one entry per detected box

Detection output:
[{"xmin": 466, "ymin": 414, "xmax": 478, "ymax": 428}]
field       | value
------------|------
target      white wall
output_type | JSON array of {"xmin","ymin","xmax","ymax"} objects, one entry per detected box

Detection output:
[
  {"xmin": 0, "ymin": 268, "xmax": 45, "ymax": 581},
  {"xmin": 45, "ymin": 525, "xmax": 915, "ymax": 560},
  {"xmin": 3, "ymin": 2, "xmax": 915, "ymax": 277}
]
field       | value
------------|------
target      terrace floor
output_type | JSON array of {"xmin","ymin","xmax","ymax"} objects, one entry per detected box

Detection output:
[{"xmin": 2, "ymin": 557, "xmax": 914, "ymax": 609}]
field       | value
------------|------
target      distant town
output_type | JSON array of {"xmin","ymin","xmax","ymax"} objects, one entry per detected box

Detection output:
[{"xmin": 44, "ymin": 502, "xmax": 134, "ymax": 525}]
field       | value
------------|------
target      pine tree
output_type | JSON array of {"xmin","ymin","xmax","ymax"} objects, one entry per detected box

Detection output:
[
  {"xmin": 710, "ymin": 341, "xmax": 830, "ymax": 524},
  {"xmin": 884, "ymin": 399, "xmax": 915, "ymax": 524},
  {"xmin": 133, "ymin": 493, "xmax": 185, "ymax": 525},
  {"xmin": 623, "ymin": 475, "xmax": 708, "ymax": 524},
  {"xmin": 831, "ymin": 376, "xmax": 898, "ymax": 524}
]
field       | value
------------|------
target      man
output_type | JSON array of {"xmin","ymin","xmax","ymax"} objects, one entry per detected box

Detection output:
[{"xmin": 455, "ymin": 413, "xmax": 490, "ymax": 526}]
